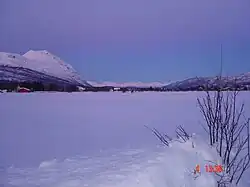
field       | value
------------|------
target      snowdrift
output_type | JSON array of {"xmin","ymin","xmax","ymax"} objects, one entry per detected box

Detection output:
[{"xmin": 6, "ymin": 135, "xmax": 240, "ymax": 187}]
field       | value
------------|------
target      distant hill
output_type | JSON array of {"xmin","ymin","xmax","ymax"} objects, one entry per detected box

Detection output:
[{"xmin": 164, "ymin": 73, "xmax": 250, "ymax": 91}]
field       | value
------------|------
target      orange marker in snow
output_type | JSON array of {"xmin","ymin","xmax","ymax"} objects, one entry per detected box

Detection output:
[{"xmin": 195, "ymin": 164, "xmax": 201, "ymax": 174}]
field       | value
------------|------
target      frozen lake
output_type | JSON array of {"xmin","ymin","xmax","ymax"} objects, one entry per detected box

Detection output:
[{"xmin": 1, "ymin": 92, "xmax": 250, "ymax": 187}]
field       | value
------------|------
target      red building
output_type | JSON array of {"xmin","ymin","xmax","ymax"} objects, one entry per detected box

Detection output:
[{"xmin": 17, "ymin": 87, "xmax": 31, "ymax": 93}]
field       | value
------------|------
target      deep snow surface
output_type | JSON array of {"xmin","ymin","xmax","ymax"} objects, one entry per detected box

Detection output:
[{"xmin": 0, "ymin": 92, "xmax": 250, "ymax": 187}]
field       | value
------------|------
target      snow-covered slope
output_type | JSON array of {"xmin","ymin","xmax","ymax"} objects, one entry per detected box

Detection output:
[
  {"xmin": 0, "ymin": 65, "xmax": 77, "ymax": 85},
  {"xmin": 0, "ymin": 50, "xmax": 90, "ymax": 86},
  {"xmin": 164, "ymin": 73, "xmax": 250, "ymax": 90}
]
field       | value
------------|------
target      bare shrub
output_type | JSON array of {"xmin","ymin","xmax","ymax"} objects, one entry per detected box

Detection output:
[
  {"xmin": 175, "ymin": 125, "xmax": 190, "ymax": 142},
  {"xmin": 144, "ymin": 125, "xmax": 190, "ymax": 146},
  {"xmin": 198, "ymin": 88, "xmax": 250, "ymax": 186},
  {"xmin": 144, "ymin": 125, "xmax": 170, "ymax": 146}
]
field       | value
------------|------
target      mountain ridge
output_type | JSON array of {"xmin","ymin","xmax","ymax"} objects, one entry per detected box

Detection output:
[
  {"xmin": 164, "ymin": 73, "xmax": 250, "ymax": 91},
  {"xmin": 0, "ymin": 50, "xmax": 90, "ymax": 86}
]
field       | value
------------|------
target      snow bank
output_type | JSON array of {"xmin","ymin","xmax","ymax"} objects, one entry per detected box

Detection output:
[{"xmin": 6, "ymin": 135, "xmax": 229, "ymax": 187}]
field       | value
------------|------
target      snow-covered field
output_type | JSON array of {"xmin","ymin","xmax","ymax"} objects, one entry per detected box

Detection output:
[{"xmin": 0, "ymin": 92, "xmax": 250, "ymax": 187}]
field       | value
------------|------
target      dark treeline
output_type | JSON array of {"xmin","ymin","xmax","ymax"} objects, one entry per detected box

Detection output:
[
  {"xmin": 83, "ymin": 86, "xmax": 167, "ymax": 92},
  {"xmin": 1, "ymin": 81, "xmax": 250, "ymax": 93},
  {"xmin": 0, "ymin": 81, "xmax": 79, "ymax": 92}
]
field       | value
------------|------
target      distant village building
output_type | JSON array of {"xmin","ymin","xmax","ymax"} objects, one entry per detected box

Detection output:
[
  {"xmin": 77, "ymin": 86, "xmax": 86, "ymax": 92},
  {"xmin": 17, "ymin": 86, "xmax": 31, "ymax": 93},
  {"xmin": 112, "ymin": 87, "xmax": 120, "ymax": 91}
]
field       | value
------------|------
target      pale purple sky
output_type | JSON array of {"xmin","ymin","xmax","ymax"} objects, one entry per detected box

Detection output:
[{"xmin": 0, "ymin": 0, "xmax": 250, "ymax": 81}]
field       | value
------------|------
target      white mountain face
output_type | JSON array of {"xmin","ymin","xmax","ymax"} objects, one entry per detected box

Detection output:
[{"xmin": 0, "ymin": 50, "xmax": 90, "ymax": 86}]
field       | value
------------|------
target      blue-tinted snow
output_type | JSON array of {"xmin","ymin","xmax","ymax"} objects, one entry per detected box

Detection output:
[{"xmin": 0, "ymin": 92, "xmax": 250, "ymax": 187}]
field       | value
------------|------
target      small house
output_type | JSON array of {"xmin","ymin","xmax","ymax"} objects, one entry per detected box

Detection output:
[
  {"xmin": 77, "ymin": 86, "xmax": 86, "ymax": 92},
  {"xmin": 17, "ymin": 87, "xmax": 31, "ymax": 93},
  {"xmin": 112, "ymin": 87, "xmax": 120, "ymax": 91}
]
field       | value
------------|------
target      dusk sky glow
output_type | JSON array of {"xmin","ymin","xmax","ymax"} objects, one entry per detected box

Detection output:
[{"xmin": 0, "ymin": 0, "xmax": 250, "ymax": 82}]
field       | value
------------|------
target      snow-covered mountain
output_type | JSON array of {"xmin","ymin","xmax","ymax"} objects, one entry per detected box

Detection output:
[
  {"xmin": 0, "ymin": 50, "xmax": 90, "ymax": 86},
  {"xmin": 164, "ymin": 73, "xmax": 250, "ymax": 90},
  {"xmin": 88, "ymin": 81, "xmax": 168, "ymax": 88},
  {"xmin": 0, "ymin": 65, "xmax": 79, "ymax": 85}
]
